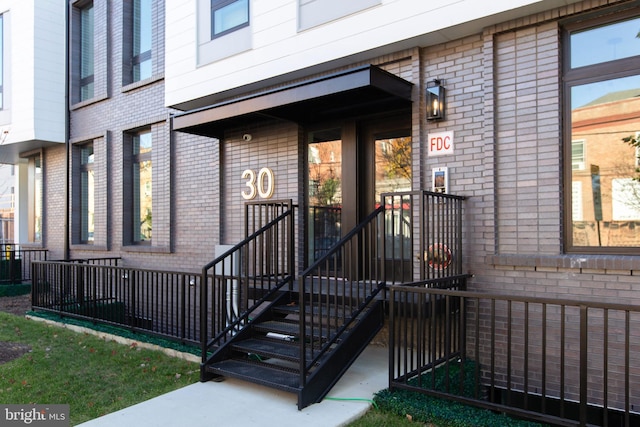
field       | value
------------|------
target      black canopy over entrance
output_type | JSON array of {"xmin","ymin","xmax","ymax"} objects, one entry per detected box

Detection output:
[{"xmin": 172, "ymin": 65, "xmax": 413, "ymax": 138}]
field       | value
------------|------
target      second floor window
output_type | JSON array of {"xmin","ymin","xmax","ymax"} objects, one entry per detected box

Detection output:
[
  {"xmin": 132, "ymin": 0, "xmax": 152, "ymax": 82},
  {"xmin": 80, "ymin": 3, "xmax": 94, "ymax": 101},
  {"xmin": 211, "ymin": 0, "xmax": 249, "ymax": 39}
]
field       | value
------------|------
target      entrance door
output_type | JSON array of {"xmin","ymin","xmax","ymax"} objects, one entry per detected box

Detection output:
[
  {"xmin": 363, "ymin": 118, "xmax": 413, "ymax": 282},
  {"xmin": 306, "ymin": 115, "xmax": 412, "ymax": 280}
]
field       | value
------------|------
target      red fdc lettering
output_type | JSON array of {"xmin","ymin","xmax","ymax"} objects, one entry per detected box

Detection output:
[{"xmin": 430, "ymin": 136, "xmax": 451, "ymax": 152}]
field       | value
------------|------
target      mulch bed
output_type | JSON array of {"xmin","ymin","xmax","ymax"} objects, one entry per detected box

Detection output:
[{"xmin": 0, "ymin": 293, "xmax": 33, "ymax": 364}]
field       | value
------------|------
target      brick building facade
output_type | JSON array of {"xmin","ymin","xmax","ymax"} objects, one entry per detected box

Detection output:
[{"xmin": 10, "ymin": 0, "xmax": 637, "ymax": 416}]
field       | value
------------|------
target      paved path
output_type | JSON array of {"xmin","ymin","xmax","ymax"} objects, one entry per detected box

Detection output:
[{"xmin": 77, "ymin": 345, "xmax": 389, "ymax": 427}]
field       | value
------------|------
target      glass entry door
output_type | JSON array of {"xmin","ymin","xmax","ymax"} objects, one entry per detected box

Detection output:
[
  {"xmin": 368, "ymin": 126, "xmax": 413, "ymax": 282},
  {"xmin": 306, "ymin": 116, "xmax": 412, "ymax": 280},
  {"xmin": 307, "ymin": 128, "xmax": 342, "ymax": 267}
]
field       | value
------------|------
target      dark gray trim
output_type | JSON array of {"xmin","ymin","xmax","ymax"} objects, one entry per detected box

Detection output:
[{"xmin": 172, "ymin": 65, "xmax": 413, "ymax": 138}]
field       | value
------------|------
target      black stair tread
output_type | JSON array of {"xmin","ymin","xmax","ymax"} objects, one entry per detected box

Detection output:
[
  {"xmin": 231, "ymin": 337, "xmax": 318, "ymax": 362},
  {"xmin": 253, "ymin": 320, "xmax": 330, "ymax": 340},
  {"xmin": 205, "ymin": 359, "xmax": 300, "ymax": 392},
  {"xmin": 273, "ymin": 303, "xmax": 354, "ymax": 319}
]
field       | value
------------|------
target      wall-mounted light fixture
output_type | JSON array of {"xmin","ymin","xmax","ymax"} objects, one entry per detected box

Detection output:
[{"xmin": 426, "ymin": 79, "xmax": 445, "ymax": 121}]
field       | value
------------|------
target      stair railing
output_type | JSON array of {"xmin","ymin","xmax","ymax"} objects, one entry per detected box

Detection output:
[
  {"xmin": 298, "ymin": 205, "xmax": 386, "ymax": 387},
  {"xmin": 201, "ymin": 201, "xmax": 295, "ymax": 368}
]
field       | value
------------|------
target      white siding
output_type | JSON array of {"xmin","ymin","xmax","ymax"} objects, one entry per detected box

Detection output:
[
  {"xmin": 165, "ymin": 0, "xmax": 579, "ymax": 109},
  {"xmin": 0, "ymin": 0, "xmax": 65, "ymax": 147}
]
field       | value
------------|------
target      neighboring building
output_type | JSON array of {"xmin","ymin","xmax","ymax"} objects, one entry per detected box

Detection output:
[
  {"xmin": 0, "ymin": 0, "xmax": 66, "ymax": 251},
  {"xmin": 3, "ymin": 0, "xmax": 639, "ymax": 420}
]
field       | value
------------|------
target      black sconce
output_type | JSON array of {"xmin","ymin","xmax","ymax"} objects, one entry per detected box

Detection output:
[{"xmin": 426, "ymin": 79, "xmax": 445, "ymax": 121}]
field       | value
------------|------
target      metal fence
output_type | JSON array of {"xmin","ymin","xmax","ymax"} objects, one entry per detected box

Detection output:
[
  {"xmin": 201, "ymin": 200, "xmax": 296, "ymax": 363},
  {"xmin": 381, "ymin": 191, "xmax": 465, "ymax": 282},
  {"xmin": 0, "ymin": 244, "xmax": 48, "ymax": 284},
  {"xmin": 31, "ymin": 260, "xmax": 201, "ymax": 345},
  {"xmin": 389, "ymin": 284, "xmax": 640, "ymax": 427}
]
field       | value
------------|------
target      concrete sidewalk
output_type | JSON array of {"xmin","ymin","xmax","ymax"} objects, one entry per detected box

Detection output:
[{"xmin": 77, "ymin": 345, "xmax": 389, "ymax": 427}]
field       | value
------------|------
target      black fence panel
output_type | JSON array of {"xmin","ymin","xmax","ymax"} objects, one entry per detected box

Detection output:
[{"xmin": 390, "ymin": 285, "xmax": 640, "ymax": 427}]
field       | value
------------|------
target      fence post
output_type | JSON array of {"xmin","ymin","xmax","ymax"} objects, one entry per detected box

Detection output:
[
  {"xmin": 200, "ymin": 268, "xmax": 208, "ymax": 368},
  {"xmin": 579, "ymin": 305, "xmax": 588, "ymax": 426}
]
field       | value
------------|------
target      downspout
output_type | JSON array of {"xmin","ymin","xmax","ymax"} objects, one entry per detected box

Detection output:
[{"xmin": 63, "ymin": 1, "xmax": 70, "ymax": 260}]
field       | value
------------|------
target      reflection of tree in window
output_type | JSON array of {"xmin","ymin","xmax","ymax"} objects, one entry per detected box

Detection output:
[
  {"xmin": 133, "ymin": 131, "xmax": 152, "ymax": 242},
  {"xmin": 375, "ymin": 137, "xmax": 412, "ymax": 196},
  {"xmin": 308, "ymin": 141, "xmax": 342, "ymax": 206}
]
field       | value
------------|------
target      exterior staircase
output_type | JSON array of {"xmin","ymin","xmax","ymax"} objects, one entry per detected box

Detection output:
[
  {"xmin": 199, "ymin": 199, "xmax": 387, "ymax": 409},
  {"xmin": 201, "ymin": 288, "xmax": 384, "ymax": 409},
  {"xmin": 200, "ymin": 191, "xmax": 464, "ymax": 409}
]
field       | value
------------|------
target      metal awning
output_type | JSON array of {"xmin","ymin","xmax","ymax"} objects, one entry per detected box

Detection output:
[{"xmin": 172, "ymin": 65, "xmax": 413, "ymax": 139}]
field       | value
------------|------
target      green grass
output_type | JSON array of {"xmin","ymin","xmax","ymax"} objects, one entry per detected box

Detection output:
[
  {"xmin": 347, "ymin": 359, "xmax": 546, "ymax": 427},
  {"xmin": 0, "ymin": 312, "xmax": 198, "ymax": 426}
]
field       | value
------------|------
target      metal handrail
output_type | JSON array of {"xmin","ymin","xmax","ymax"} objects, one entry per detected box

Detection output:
[
  {"xmin": 298, "ymin": 205, "xmax": 386, "ymax": 385},
  {"xmin": 200, "ymin": 201, "xmax": 295, "ymax": 365}
]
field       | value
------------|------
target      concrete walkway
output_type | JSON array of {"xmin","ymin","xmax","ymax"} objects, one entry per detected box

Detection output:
[{"xmin": 77, "ymin": 345, "xmax": 389, "ymax": 427}]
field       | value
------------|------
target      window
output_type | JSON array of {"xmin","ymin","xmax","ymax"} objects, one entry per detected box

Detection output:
[
  {"xmin": 211, "ymin": 0, "xmax": 249, "ymax": 39},
  {"xmin": 132, "ymin": 130, "xmax": 152, "ymax": 243},
  {"xmin": 0, "ymin": 14, "xmax": 4, "ymax": 110},
  {"xmin": 197, "ymin": 0, "xmax": 251, "ymax": 65},
  {"xmin": 26, "ymin": 154, "xmax": 42, "ymax": 243},
  {"xmin": 132, "ymin": 0, "xmax": 152, "ymax": 82},
  {"xmin": 565, "ymin": 12, "xmax": 640, "ymax": 251},
  {"xmin": 571, "ymin": 140, "xmax": 585, "ymax": 170},
  {"xmin": 80, "ymin": 2, "xmax": 94, "ymax": 101},
  {"xmin": 80, "ymin": 144, "xmax": 94, "ymax": 243},
  {"xmin": 298, "ymin": 0, "xmax": 380, "ymax": 31}
]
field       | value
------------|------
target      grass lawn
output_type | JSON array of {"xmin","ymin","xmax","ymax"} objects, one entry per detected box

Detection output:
[{"xmin": 0, "ymin": 312, "xmax": 198, "ymax": 426}]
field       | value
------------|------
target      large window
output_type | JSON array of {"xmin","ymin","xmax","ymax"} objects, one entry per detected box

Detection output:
[
  {"xmin": 79, "ymin": 2, "xmax": 94, "ymax": 101},
  {"xmin": 132, "ymin": 130, "xmax": 152, "ymax": 243},
  {"xmin": 0, "ymin": 14, "xmax": 4, "ymax": 110},
  {"xmin": 565, "ymin": 12, "xmax": 640, "ymax": 251},
  {"xmin": 211, "ymin": 0, "xmax": 249, "ymax": 39},
  {"xmin": 80, "ymin": 144, "xmax": 94, "ymax": 243},
  {"xmin": 132, "ymin": 0, "xmax": 152, "ymax": 82}
]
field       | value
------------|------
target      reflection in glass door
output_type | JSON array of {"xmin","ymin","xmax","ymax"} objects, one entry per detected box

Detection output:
[
  {"xmin": 307, "ymin": 129, "xmax": 342, "ymax": 266},
  {"xmin": 373, "ymin": 135, "xmax": 412, "ymax": 282}
]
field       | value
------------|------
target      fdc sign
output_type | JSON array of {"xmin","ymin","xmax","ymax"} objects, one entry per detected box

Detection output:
[{"xmin": 427, "ymin": 131, "xmax": 454, "ymax": 156}]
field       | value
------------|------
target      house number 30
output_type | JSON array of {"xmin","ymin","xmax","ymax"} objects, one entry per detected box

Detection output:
[{"xmin": 241, "ymin": 168, "xmax": 275, "ymax": 200}]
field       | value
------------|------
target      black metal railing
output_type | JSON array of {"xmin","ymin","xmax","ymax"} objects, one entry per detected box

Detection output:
[
  {"xmin": 298, "ymin": 205, "xmax": 386, "ymax": 387},
  {"xmin": 0, "ymin": 244, "xmax": 48, "ymax": 284},
  {"xmin": 31, "ymin": 261, "xmax": 201, "ymax": 344},
  {"xmin": 308, "ymin": 205, "xmax": 342, "ymax": 264},
  {"xmin": 381, "ymin": 191, "xmax": 465, "ymax": 281},
  {"xmin": 389, "ymin": 285, "xmax": 640, "ymax": 427},
  {"xmin": 201, "ymin": 200, "xmax": 295, "ymax": 365}
]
